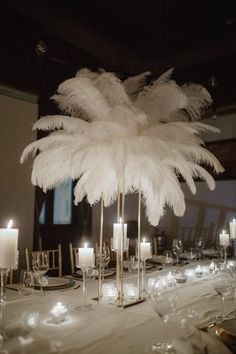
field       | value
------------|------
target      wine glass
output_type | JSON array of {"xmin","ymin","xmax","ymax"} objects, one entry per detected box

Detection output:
[
  {"xmin": 32, "ymin": 251, "xmax": 49, "ymax": 294},
  {"xmin": 212, "ymin": 263, "xmax": 232, "ymax": 321},
  {"xmin": 96, "ymin": 252, "xmax": 110, "ymax": 279},
  {"xmin": 171, "ymin": 240, "xmax": 183, "ymax": 266},
  {"xmin": 18, "ymin": 270, "xmax": 34, "ymax": 296},
  {"xmin": 163, "ymin": 251, "xmax": 173, "ymax": 267},
  {"xmin": 195, "ymin": 237, "xmax": 205, "ymax": 259},
  {"xmin": 150, "ymin": 280, "xmax": 179, "ymax": 353}
]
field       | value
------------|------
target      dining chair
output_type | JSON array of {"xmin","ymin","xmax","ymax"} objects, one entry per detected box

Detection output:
[
  {"xmin": 69, "ymin": 242, "xmax": 79, "ymax": 274},
  {"xmin": 25, "ymin": 244, "xmax": 62, "ymax": 277}
]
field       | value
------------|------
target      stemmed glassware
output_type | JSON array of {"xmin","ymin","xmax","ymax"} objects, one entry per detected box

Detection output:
[
  {"xmin": 95, "ymin": 252, "xmax": 110, "ymax": 280},
  {"xmin": 18, "ymin": 270, "xmax": 34, "ymax": 296},
  {"xmin": 32, "ymin": 252, "xmax": 49, "ymax": 295},
  {"xmin": 195, "ymin": 237, "xmax": 205, "ymax": 259},
  {"xmin": 171, "ymin": 240, "xmax": 183, "ymax": 266},
  {"xmin": 150, "ymin": 282, "xmax": 179, "ymax": 353},
  {"xmin": 163, "ymin": 251, "xmax": 173, "ymax": 267},
  {"xmin": 212, "ymin": 263, "xmax": 232, "ymax": 321}
]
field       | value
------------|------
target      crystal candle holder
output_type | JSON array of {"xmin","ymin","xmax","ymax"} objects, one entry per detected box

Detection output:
[
  {"xmin": 124, "ymin": 283, "xmax": 138, "ymax": 301},
  {"xmin": 49, "ymin": 302, "xmax": 68, "ymax": 324},
  {"xmin": 195, "ymin": 265, "xmax": 203, "ymax": 277},
  {"xmin": 21, "ymin": 311, "xmax": 40, "ymax": 330},
  {"xmin": 101, "ymin": 283, "xmax": 118, "ymax": 302}
]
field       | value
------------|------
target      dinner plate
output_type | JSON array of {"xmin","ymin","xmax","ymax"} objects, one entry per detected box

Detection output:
[
  {"xmin": 34, "ymin": 277, "xmax": 73, "ymax": 290},
  {"xmin": 75, "ymin": 269, "xmax": 116, "ymax": 279}
]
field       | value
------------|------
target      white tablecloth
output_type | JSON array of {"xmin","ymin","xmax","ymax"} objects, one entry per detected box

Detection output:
[{"xmin": 2, "ymin": 261, "xmax": 235, "ymax": 354}]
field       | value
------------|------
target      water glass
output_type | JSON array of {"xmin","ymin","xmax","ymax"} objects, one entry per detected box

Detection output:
[
  {"xmin": 18, "ymin": 270, "xmax": 34, "ymax": 296},
  {"xmin": 163, "ymin": 251, "xmax": 173, "ymax": 267},
  {"xmin": 32, "ymin": 251, "xmax": 49, "ymax": 294}
]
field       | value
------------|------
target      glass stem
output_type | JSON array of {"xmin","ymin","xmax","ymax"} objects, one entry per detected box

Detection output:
[
  {"xmin": 141, "ymin": 260, "xmax": 145, "ymax": 291},
  {"xmin": 0, "ymin": 269, "xmax": 8, "ymax": 338},
  {"xmin": 224, "ymin": 247, "xmax": 227, "ymax": 264},
  {"xmin": 82, "ymin": 268, "xmax": 88, "ymax": 306},
  {"xmin": 176, "ymin": 255, "xmax": 179, "ymax": 266},
  {"xmin": 220, "ymin": 294, "xmax": 225, "ymax": 319}
]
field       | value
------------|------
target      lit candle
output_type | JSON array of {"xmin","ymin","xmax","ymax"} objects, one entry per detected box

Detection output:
[
  {"xmin": 112, "ymin": 218, "xmax": 128, "ymax": 251},
  {"xmin": 230, "ymin": 219, "xmax": 236, "ymax": 239},
  {"xmin": 76, "ymin": 243, "xmax": 94, "ymax": 267},
  {"xmin": 0, "ymin": 219, "xmax": 18, "ymax": 269},
  {"xmin": 209, "ymin": 262, "xmax": 215, "ymax": 272},
  {"xmin": 49, "ymin": 302, "xmax": 68, "ymax": 324},
  {"xmin": 219, "ymin": 230, "xmax": 230, "ymax": 247},
  {"xmin": 140, "ymin": 238, "xmax": 151, "ymax": 260}
]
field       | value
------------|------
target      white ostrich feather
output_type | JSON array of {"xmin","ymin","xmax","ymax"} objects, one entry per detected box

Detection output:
[
  {"xmin": 33, "ymin": 115, "xmax": 89, "ymax": 133},
  {"xmin": 52, "ymin": 77, "xmax": 111, "ymax": 121},
  {"xmin": 93, "ymin": 72, "xmax": 130, "ymax": 107},
  {"xmin": 21, "ymin": 67, "xmax": 224, "ymax": 226},
  {"xmin": 123, "ymin": 71, "xmax": 151, "ymax": 98},
  {"xmin": 155, "ymin": 68, "xmax": 174, "ymax": 85}
]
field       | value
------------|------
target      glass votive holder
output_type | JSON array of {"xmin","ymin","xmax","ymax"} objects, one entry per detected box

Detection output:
[
  {"xmin": 195, "ymin": 265, "xmax": 203, "ymax": 277},
  {"xmin": 124, "ymin": 283, "xmax": 138, "ymax": 301},
  {"xmin": 21, "ymin": 311, "xmax": 40, "ymax": 330},
  {"xmin": 101, "ymin": 283, "xmax": 118, "ymax": 302},
  {"xmin": 49, "ymin": 302, "xmax": 69, "ymax": 324},
  {"xmin": 166, "ymin": 272, "xmax": 176, "ymax": 287},
  {"xmin": 184, "ymin": 269, "xmax": 195, "ymax": 280},
  {"xmin": 147, "ymin": 278, "xmax": 157, "ymax": 293}
]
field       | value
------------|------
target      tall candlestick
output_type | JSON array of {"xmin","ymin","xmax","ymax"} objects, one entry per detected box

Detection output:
[
  {"xmin": 76, "ymin": 243, "xmax": 94, "ymax": 267},
  {"xmin": 230, "ymin": 219, "xmax": 236, "ymax": 239},
  {"xmin": 0, "ymin": 220, "xmax": 18, "ymax": 269},
  {"xmin": 140, "ymin": 238, "xmax": 151, "ymax": 260},
  {"xmin": 219, "ymin": 230, "xmax": 230, "ymax": 247}
]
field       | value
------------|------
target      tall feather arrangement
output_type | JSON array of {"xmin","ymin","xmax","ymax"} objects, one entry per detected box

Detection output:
[{"xmin": 21, "ymin": 68, "xmax": 224, "ymax": 226}]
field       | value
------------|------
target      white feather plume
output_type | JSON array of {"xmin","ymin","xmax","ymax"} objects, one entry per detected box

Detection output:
[{"xmin": 21, "ymin": 67, "xmax": 224, "ymax": 226}]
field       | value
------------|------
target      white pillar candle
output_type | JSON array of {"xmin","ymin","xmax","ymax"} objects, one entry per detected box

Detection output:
[
  {"xmin": 0, "ymin": 219, "xmax": 18, "ymax": 269},
  {"xmin": 112, "ymin": 219, "xmax": 128, "ymax": 251},
  {"xmin": 230, "ymin": 219, "xmax": 236, "ymax": 239},
  {"xmin": 219, "ymin": 230, "xmax": 230, "ymax": 247},
  {"xmin": 140, "ymin": 238, "xmax": 151, "ymax": 260},
  {"xmin": 76, "ymin": 243, "xmax": 94, "ymax": 267}
]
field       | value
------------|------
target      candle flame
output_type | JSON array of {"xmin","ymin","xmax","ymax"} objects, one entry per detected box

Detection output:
[
  {"xmin": 233, "ymin": 219, "xmax": 236, "ymax": 223},
  {"xmin": 143, "ymin": 238, "xmax": 146, "ymax": 242},
  {"xmin": 84, "ymin": 242, "xmax": 88, "ymax": 248},
  {"xmin": 119, "ymin": 218, "xmax": 122, "ymax": 224},
  {"xmin": 222, "ymin": 230, "xmax": 225, "ymax": 234},
  {"xmin": 7, "ymin": 219, "xmax": 13, "ymax": 229}
]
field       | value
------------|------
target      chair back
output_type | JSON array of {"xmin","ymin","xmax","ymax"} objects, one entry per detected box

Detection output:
[
  {"xmin": 25, "ymin": 244, "xmax": 62, "ymax": 277},
  {"xmin": 69, "ymin": 242, "xmax": 79, "ymax": 275}
]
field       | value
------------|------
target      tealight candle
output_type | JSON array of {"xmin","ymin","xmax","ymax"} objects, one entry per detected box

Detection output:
[
  {"xmin": 76, "ymin": 243, "xmax": 94, "ymax": 267},
  {"xmin": 140, "ymin": 238, "xmax": 152, "ymax": 260},
  {"xmin": 230, "ymin": 219, "xmax": 236, "ymax": 239},
  {"xmin": 49, "ymin": 302, "xmax": 68, "ymax": 324},
  {"xmin": 112, "ymin": 219, "xmax": 128, "ymax": 251},
  {"xmin": 0, "ymin": 219, "xmax": 19, "ymax": 269},
  {"xmin": 219, "ymin": 230, "xmax": 230, "ymax": 247}
]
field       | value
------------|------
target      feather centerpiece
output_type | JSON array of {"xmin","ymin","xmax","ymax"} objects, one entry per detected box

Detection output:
[{"xmin": 20, "ymin": 68, "xmax": 224, "ymax": 226}]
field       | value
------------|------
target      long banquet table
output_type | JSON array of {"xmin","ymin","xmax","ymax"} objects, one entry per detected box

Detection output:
[{"xmin": 2, "ymin": 261, "xmax": 236, "ymax": 354}]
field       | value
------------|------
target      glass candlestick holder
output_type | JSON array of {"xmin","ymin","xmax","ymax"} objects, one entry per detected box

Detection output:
[
  {"xmin": 0, "ymin": 268, "xmax": 9, "ymax": 341},
  {"xmin": 141, "ymin": 260, "xmax": 146, "ymax": 291},
  {"xmin": 76, "ymin": 266, "xmax": 93, "ymax": 311}
]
